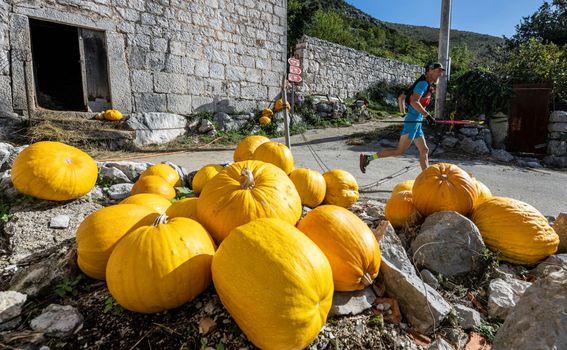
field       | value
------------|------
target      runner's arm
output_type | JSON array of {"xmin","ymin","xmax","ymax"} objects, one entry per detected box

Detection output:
[{"xmin": 409, "ymin": 92, "xmax": 431, "ymax": 118}]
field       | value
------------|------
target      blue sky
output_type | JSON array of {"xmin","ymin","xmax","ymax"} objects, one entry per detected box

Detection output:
[{"xmin": 344, "ymin": 0, "xmax": 547, "ymax": 38}]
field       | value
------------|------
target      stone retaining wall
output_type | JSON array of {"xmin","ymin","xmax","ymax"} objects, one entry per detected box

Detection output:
[
  {"xmin": 545, "ymin": 110, "xmax": 567, "ymax": 168},
  {"xmin": 293, "ymin": 36, "xmax": 423, "ymax": 99}
]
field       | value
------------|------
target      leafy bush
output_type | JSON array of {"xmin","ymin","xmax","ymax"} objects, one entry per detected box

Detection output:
[
  {"xmin": 447, "ymin": 69, "xmax": 513, "ymax": 117},
  {"xmin": 494, "ymin": 38, "xmax": 567, "ymax": 109}
]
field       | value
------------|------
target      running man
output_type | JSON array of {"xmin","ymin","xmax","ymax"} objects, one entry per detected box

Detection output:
[{"xmin": 360, "ymin": 62, "xmax": 445, "ymax": 172}]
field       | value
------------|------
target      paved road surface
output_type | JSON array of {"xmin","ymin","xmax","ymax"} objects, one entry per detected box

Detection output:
[{"xmin": 117, "ymin": 120, "xmax": 567, "ymax": 218}]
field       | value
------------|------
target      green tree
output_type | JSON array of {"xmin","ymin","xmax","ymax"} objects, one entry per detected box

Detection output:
[
  {"xmin": 509, "ymin": 0, "xmax": 567, "ymax": 46},
  {"xmin": 495, "ymin": 38, "xmax": 567, "ymax": 108},
  {"xmin": 305, "ymin": 10, "xmax": 356, "ymax": 48},
  {"xmin": 449, "ymin": 44, "xmax": 475, "ymax": 73}
]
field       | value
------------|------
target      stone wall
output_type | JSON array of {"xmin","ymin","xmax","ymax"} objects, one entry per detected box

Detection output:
[
  {"xmin": 0, "ymin": 1, "xmax": 11, "ymax": 112},
  {"xmin": 544, "ymin": 111, "xmax": 567, "ymax": 168},
  {"xmin": 294, "ymin": 36, "xmax": 423, "ymax": 99},
  {"xmin": 1, "ymin": 0, "xmax": 287, "ymax": 115}
]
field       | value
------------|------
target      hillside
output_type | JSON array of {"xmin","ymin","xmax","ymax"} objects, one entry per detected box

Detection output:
[
  {"xmin": 383, "ymin": 22, "xmax": 504, "ymax": 58},
  {"xmin": 288, "ymin": 0, "xmax": 504, "ymax": 68}
]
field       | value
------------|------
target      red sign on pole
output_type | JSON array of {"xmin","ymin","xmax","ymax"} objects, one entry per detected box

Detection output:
[
  {"xmin": 288, "ymin": 57, "xmax": 300, "ymax": 67},
  {"xmin": 289, "ymin": 66, "xmax": 302, "ymax": 75},
  {"xmin": 288, "ymin": 73, "xmax": 302, "ymax": 83}
]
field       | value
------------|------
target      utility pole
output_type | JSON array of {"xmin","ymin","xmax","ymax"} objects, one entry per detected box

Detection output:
[{"xmin": 435, "ymin": 0, "xmax": 451, "ymax": 119}]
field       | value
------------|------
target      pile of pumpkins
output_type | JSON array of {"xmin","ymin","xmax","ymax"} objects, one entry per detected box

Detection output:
[
  {"xmin": 11, "ymin": 139, "xmax": 560, "ymax": 349},
  {"xmin": 384, "ymin": 162, "xmax": 560, "ymax": 265},
  {"xmin": 258, "ymin": 98, "xmax": 291, "ymax": 126},
  {"xmin": 10, "ymin": 138, "xmax": 377, "ymax": 349}
]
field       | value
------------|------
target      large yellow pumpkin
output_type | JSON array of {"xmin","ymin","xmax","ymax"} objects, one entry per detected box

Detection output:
[
  {"xmin": 289, "ymin": 168, "xmax": 326, "ymax": 208},
  {"xmin": 392, "ymin": 180, "xmax": 414, "ymax": 196},
  {"xmin": 139, "ymin": 163, "xmax": 181, "ymax": 187},
  {"xmin": 233, "ymin": 135, "xmax": 270, "ymax": 162},
  {"xmin": 103, "ymin": 109, "xmax": 124, "ymax": 121},
  {"xmin": 165, "ymin": 197, "xmax": 198, "ymax": 219},
  {"xmin": 471, "ymin": 197, "xmax": 559, "ymax": 265},
  {"xmin": 76, "ymin": 204, "xmax": 158, "ymax": 280},
  {"xmin": 412, "ymin": 163, "xmax": 478, "ymax": 216},
  {"xmin": 212, "ymin": 218, "xmax": 333, "ymax": 350},
  {"xmin": 297, "ymin": 205, "xmax": 381, "ymax": 291},
  {"xmin": 120, "ymin": 193, "xmax": 172, "ymax": 214},
  {"xmin": 252, "ymin": 141, "xmax": 294, "ymax": 174},
  {"xmin": 106, "ymin": 214, "xmax": 216, "ymax": 313},
  {"xmin": 197, "ymin": 160, "xmax": 302, "ymax": 244},
  {"xmin": 322, "ymin": 169, "xmax": 359, "ymax": 208},
  {"xmin": 11, "ymin": 141, "xmax": 98, "ymax": 201},
  {"xmin": 192, "ymin": 164, "xmax": 224, "ymax": 195},
  {"xmin": 384, "ymin": 190, "xmax": 422, "ymax": 229},
  {"xmin": 131, "ymin": 175, "xmax": 176, "ymax": 200}
]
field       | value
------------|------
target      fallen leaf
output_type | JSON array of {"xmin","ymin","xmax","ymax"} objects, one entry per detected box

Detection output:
[
  {"xmin": 467, "ymin": 291, "xmax": 487, "ymax": 315},
  {"xmin": 465, "ymin": 331, "xmax": 491, "ymax": 350},
  {"xmin": 373, "ymin": 297, "xmax": 402, "ymax": 324},
  {"xmin": 198, "ymin": 317, "xmax": 217, "ymax": 335},
  {"xmin": 406, "ymin": 328, "xmax": 431, "ymax": 347}
]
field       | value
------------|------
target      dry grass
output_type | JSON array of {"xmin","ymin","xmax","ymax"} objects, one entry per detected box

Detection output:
[{"xmin": 26, "ymin": 111, "xmax": 136, "ymax": 154}]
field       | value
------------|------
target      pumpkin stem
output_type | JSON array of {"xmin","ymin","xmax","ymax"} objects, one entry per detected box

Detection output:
[
  {"xmin": 361, "ymin": 272, "xmax": 374, "ymax": 287},
  {"xmin": 153, "ymin": 213, "xmax": 169, "ymax": 226},
  {"xmin": 239, "ymin": 167, "xmax": 255, "ymax": 189},
  {"xmin": 440, "ymin": 174, "xmax": 449, "ymax": 181}
]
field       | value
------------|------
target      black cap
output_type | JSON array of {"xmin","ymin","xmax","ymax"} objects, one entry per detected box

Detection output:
[{"xmin": 426, "ymin": 62, "xmax": 446, "ymax": 71}]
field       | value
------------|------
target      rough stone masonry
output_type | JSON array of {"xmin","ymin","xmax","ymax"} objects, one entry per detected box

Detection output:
[{"xmin": 0, "ymin": 0, "xmax": 288, "ymax": 115}]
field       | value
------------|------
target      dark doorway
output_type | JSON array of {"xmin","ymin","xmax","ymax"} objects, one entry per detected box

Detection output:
[
  {"xmin": 29, "ymin": 19, "xmax": 111, "ymax": 112},
  {"xmin": 30, "ymin": 19, "xmax": 85, "ymax": 111},
  {"xmin": 508, "ymin": 83, "xmax": 552, "ymax": 154}
]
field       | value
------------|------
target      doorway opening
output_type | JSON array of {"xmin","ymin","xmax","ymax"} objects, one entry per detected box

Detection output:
[{"xmin": 29, "ymin": 18, "xmax": 111, "ymax": 112}]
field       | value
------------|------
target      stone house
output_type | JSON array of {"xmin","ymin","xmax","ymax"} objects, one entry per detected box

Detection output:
[{"xmin": 0, "ymin": 0, "xmax": 287, "ymax": 116}]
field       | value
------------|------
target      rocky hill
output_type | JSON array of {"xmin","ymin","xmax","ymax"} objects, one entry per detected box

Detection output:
[{"xmin": 289, "ymin": 0, "xmax": 504, "ymax": 65}]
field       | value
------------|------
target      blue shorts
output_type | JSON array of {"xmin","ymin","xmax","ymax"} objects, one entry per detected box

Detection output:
[{"xmin": 401, "ymin": 121, "xmax": 424, "ymax": 140}]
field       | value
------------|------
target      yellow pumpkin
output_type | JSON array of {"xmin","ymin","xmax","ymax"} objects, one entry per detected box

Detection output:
[
  {"xmin": 274, "ymin": 99, "xmax": 290, "ymax": 112},
  {"xmin": 259, "ymin": 116, "xmax": 271, "ymax": 125},
  {"xmin": 139, "ymin": 163, "xmax": 181, "ymax": 187},
  {"xmin": 471, "ymin": 197, "xmax": 559, "ymax": 265},
  {"xmin": 322, "ymin": 169, "xmax": 359, "ymax": 208},
  {"xmin": 412, "ymin": 163, "xmax": 478, "ymax": 217},
  {"xmin": 197, "ymin": 160, "xmax": 302, "ymax": 244},
  {"xmin": 212, "ymin": 218, "xmax": 333, "ymax": 350},
  {"xmin": 192, "ymin": 164, "xmax": 224, "ymax": 195},
  {"xmin": 106, "ymin": 214, "xmax": 216, "ymax": 313},
  {"xmin": 472, "ymin": 178, "xmax": 492, "ymax": 209},
  {"xmin": 76, "ymin": 204, "xmax": 158, "ymax": 280},
  {"xmin": 392, "ymin": 180, "xmax": 414, "ymax": 197},
  {"xmin": 165, "ymin": 197, "xmax": 198, "ymax": 219},
  {"xmin": 11, "ymin": 141, "xmax": 98, "ymax": 201},
  {"xmin": 384, "ymin": 190, "xmax": 422, "ymax": 229},
  {"xmin": 297, "ymin": 205, "xmax": 381, "ymax": 291},
  {"xmin": 131, "ymin": 175, "xmax": 176, "ymax": 200},
  {"xmin": 120, "ymin": 193, "xmax": 172, "ymax": 214},
  {"xmin": 233, "ymin": 135, "xmax": 270, "ymax": 162},
  {"xmin": 289, "ymin": 168, "xmax": 326, "ymax": 208},
  {"xmin": 252, "ymin": 141, "xmax": 294, "ymax": 174},
  {"xmin": 103, "ymin": 109, "xmax": 124, "ymax": 121},
  {"xmin": 261, "ymin": 108, "xmax": 273, "ymax": 118}
]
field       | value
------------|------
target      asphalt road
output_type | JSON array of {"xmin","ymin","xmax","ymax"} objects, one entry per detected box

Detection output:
[{"xmin": 122, "ymin": 120, "xmax": 567, "ymax": 218}]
